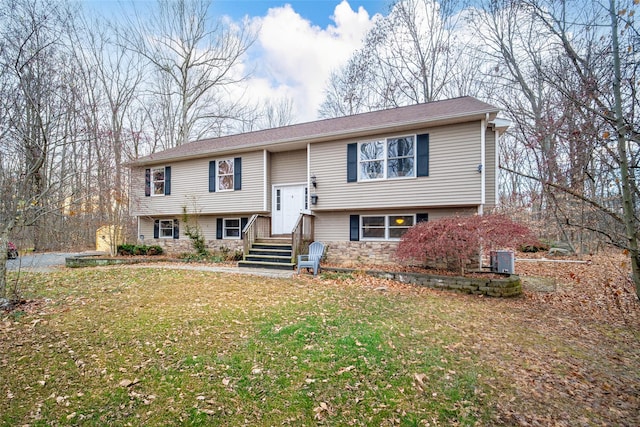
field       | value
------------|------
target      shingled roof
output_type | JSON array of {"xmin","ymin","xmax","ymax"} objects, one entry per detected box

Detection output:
[{"xmin": 131, "ymin": 96, "xmax": 499, "ymax": 166}]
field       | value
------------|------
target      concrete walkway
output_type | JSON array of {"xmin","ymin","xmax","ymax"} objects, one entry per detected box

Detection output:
[{"xmin": 126, "ymin": 262, "xmax": 297, "ymax": 279}]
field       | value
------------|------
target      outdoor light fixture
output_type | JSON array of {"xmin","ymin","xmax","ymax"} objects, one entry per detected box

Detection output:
[
  {"xmin": 311, "ymin": 174, "xmax": 317, "ymax": 188},
  {"xmin": 477, "ymin": 164, "xmax": 483, "ymax": 173},
  {"xmin": 139, "ymin": 235, "xmax": 145, "ymax": 240},
  {"xmin": 310, "ymin": 194, "xmax": 318, "ymax": 205},
  {"xmin": 395, "ymin": 218, "xmax": 405, "ymax": 225}
]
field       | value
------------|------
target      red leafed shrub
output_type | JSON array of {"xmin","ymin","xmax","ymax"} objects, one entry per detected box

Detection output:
[{"xmin": 396, "ymin": 214, "xmax": 536, "ymax": 274}]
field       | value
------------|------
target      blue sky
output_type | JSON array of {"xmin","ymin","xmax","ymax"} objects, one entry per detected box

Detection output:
[
  {"xmin": 84, "ymin": 0, "xmax": 389, "ymax": 121},
  {"xmin": 215, "ymin": 0, "xmax": 388, "ymax": 27}
]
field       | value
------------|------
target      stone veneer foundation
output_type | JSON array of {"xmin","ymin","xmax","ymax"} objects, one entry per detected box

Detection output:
[{"xmin": 140, "ymin": 239, "xmax": 244, "ymax": 254}]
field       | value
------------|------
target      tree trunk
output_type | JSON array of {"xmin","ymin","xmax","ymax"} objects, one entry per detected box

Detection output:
[{"xmin": 608, "ymin": 0, "xmax": 640, "ymax": 299}]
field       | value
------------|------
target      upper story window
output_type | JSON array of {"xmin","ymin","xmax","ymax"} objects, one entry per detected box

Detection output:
[
  {"xmin": 359, "ymin": 136, "xmax": 415, "ymax": 181},
  {"xmin": 152, "ymin": 167, "xmax": 165, "ymax": 195},
  {"xmin": 145, "ymin": 166, "xmax": 171, "ymax": 197},
  {"xmin": 217, "ymin": 159, "xmax": 234, "ymax": 191},
  {"xmin": 209, "ymin": 158, "xmax": 242, "ymax": 192}
]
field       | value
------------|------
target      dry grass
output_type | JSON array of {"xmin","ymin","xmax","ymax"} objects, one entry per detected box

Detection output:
[{"xmin": 1, "ymin": 249, "xmax": 638, "ymax": 426}]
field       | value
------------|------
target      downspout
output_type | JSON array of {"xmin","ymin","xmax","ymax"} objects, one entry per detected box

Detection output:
[
  {"xmin": 263, "ymin": 149, "xmax": 268, "ymax": 212},
  {"xmin": 479, "ymin": 114, "xmax": 488, "ymax": 269},
  {"xmin": 307, "ymin": 143, "xmax": 311, "ymax": 211},
  {"xmin": 495, "ymin": 127, "xmax": 500, "ymax": 207},
  {"xmin": 479, "ymin": 114, "xmax": 487, "ymax": 215}
]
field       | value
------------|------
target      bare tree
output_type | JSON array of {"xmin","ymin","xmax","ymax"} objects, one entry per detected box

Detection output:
[
  {"xmin": 319, "ymin": 0, "xmax": 478, "ymax": 118},
  {"xmin": 125, "ymin": 0, "xmax": 255, "ymax": 147},
  {"xmin": 473, "ymin": 0, "xmax": 640, "ymax": 297},
  {"xmin": 0, "ymin": 0, "xmax": 76, "ymax": 300}
]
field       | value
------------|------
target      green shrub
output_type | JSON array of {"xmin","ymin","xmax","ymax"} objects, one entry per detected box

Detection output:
[
  {"xmin": 118, "ymin": 244, "xmax": 163, "ymax": 256},
  {"xmin": 117, "ymin": 244, "xmax": 135, "ymax": 256}
]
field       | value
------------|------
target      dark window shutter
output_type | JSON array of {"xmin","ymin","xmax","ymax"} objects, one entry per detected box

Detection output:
[
  {"xmin": 153, "ymin": 220, "xmax": 159, "ymax": 238},
  {"xmin": 347, "ymin": 143, "xmax": 357, "ymax": 182},
  {"xmin": 240, "ymin": 217, "xmax": 248, "ymax": 238},
  {"xmin": 417, "ymin": 134, "xmax": 429, "ymax": 177},
  {"xmin": 209, "ymin": 161, "xmax": 216, "ymax": 192},
  {"xmin": 173, "ymin": 219, "xmax": 179, "ymax": 239},
  {"xmin": 164, "ymin": 166, "xmax": 171, "ymax": 195},
  {"xmin": 416, "ymin": 213, "xmax": 429, "ymax": 223},
  {"xmin": 216, "ymin": 218, "xmax": 223, "ymax": 239},
  {"xmin": 349, "ymin": 215, "xmax": 360, "ymax": 241},
  {"xmin": 145, "ymin": 169, "xmax": 151, "ymax": 197},
  {"xmin": 234, "ymin": 157, "xmax": 242, "ymax": 191}
]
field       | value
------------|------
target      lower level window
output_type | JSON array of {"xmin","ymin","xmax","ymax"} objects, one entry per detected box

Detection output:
[
  {"xmin": 223, "ymin": 218, "xmax": 241, "ymax": 238},
  {"xmin": 361, "ymin": 215, "xmax": 414, "ymax": 240},
  {"xmin": 159, "ymin": 219, "xmax": 175, "ymax": 238}
]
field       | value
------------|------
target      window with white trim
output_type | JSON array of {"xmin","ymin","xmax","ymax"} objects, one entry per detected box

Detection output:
[
  {"xmin": 359, "ymin": 136, "xmax": 415, "ymax": 181},
  {"xmin": 223, "ymin": 218, "xmax": 241, "ymax": 238},
  {"xmin": 361, "ymin": 215, "xmax": 415, "ymax": 240},
  {"xmin": 152, "ymin": 167, "xmax": 165, "ymax": 195},
  {"xmin": 158, "ymin": 219, "xmax": 175, "ymax": 238},
  {"xmin": 217, "ymin": 159, "xmax": 234, "ymax": 191}
]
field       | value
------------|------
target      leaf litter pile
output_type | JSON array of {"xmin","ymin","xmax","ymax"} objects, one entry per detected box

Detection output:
[{"xmin": 1, "ymin": 249, "xmax": 638, "ymax": 426}]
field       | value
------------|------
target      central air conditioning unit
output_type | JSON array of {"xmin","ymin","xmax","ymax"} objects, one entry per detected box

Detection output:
[{"xmin": 490, "ymin": 250, "xmax": 515, "ymax": 274}]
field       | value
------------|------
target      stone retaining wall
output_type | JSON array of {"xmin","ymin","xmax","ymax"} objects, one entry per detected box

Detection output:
[{"xmin": 326, "ymin": 267, "xmax": 522, "ymax": 297}]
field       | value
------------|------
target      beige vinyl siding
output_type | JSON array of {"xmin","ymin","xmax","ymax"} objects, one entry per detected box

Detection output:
[
  {"xmin": 484, "ymin": 129, "xmax": 497, "ymax": 210},
  {"xmin": 314, "ymin": 207, "xmax": 478, "ymax": 242},
  {"xmin": 131, "ymin": 151, "xmax": 265, "ymax": 216},
  {"xmin": 309, "ymin": 121, "xmax": 483, "ymax": 211},
  {"xmin": 270, "ymin": 149, "xmax": 307, "ymax": 184}
]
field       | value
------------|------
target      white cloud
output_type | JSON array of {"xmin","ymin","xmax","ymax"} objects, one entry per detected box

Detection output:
[{"xmin": 238, "ymin": 1, "xmax": 377, "ymax": 123}]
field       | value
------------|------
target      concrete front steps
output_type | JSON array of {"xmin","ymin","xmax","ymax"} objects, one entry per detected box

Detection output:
[{"xmin": 237, "ymin": 238, "xmax": 295, "ymax": 271}]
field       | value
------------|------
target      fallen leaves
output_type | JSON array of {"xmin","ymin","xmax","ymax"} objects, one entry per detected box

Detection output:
[{"xmin": 118, "ymin": 378, "xmax": 140, "ymax": 388}]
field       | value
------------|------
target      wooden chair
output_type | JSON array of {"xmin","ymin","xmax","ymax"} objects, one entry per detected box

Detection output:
[{"xmin": 297, "ymin": 241, "xmax": 325, "ymax": 277}]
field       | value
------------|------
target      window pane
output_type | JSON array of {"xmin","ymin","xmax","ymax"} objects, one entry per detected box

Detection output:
[
  {"xmin": 362, "ymin": 216, "xmax": 385, "ymax": 238},
  {"xmin": 153, "ymin": 182, "xmax": 165, "ymax": 195},
  {"xmin": 388, "ymin": 137, "xmax": 414, "ymax": 157},
  {"xmin": 360, "ymin": 141, "xmax": 384, "ymax": 160},
  {"xmin": 225, "ymin": 219, "xmax": 240, "ymax": 228},
  {"xmin": 388, "ymin": 137, "xmax": 415, "ymax": 178},
  {"xmin": 159, "ymin": 220, "xmax": 173, "ymax": 238},
  {"xmin": 389, "ymin": 227, "xmax": 410, "ymax": 238},
  {"xmin": 389, "ymin": 216, "xmax": 414, "ymax": 238},
  {"xmin": 362, "ymin": 216, "xmax": 385, "ymax": 227},
  {"xmin": 226, "ymin": 229, "xmax": 240, "ymax": 237},
  {"xmin": 218, "ymin": 175, "xmax": 234, "ymax": 190},
  {"xmin": 153, "ymin": 169, "xmax": 165, "ymax": 181},
  {"xmin": 217, "ymin": 159, "xmax": 233, "ymax": 175},
  {"xmin": 362, "ymin": 227, "xmax": 385, "ymax": 238},
  {"xmin": 360, "ymin": 160, "xmax": 384, "ymax": 180},
  {"xmin": 388, "ymin": 158, "xmax": 414, "ymax": 178},
  {"xmin": 389, "ymin": 215, "xmax": 414, "ymax": 227}
]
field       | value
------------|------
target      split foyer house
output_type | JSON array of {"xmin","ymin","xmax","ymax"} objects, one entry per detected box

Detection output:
[{"xmin": 129, "ymin": 96, "xmax": 508, "ymax": 268}]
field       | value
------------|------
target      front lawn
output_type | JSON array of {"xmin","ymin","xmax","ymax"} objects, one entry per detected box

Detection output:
[{"xmin": 1, "ymin": 252, "xmax": 638, "ymax": 426}]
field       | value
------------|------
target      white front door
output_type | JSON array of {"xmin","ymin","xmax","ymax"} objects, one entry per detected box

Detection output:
[{"xmin": 272, "ymin": 185, "xmax": 306, "ymax": 234}]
